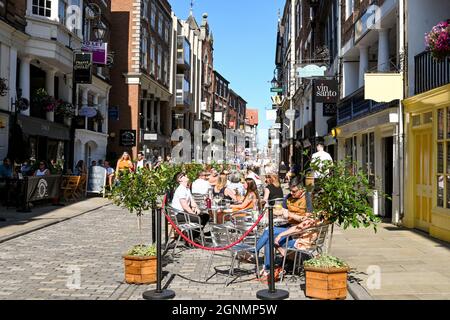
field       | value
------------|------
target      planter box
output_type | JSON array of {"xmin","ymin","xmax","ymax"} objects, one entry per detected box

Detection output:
[
  {"xmin": 304, "ymin": 266, "xmax": 349, "ymax": 300},
  {"xmin": 123, "ymin": 255, "xmax": 157, "ymax": 285}
]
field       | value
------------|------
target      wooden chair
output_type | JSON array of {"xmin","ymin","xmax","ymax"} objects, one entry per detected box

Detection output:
[
  {"xmin": 73, "ymin": 174, "xmax": 87, "ymax": 200},
  {"xmin": 60, "ymin": 176, "xmax": 81, "ymax": 202}
]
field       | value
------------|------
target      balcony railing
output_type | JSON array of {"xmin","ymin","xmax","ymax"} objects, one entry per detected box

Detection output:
[
  {"xmin": 415, "ymin": 50, "xmax": 450, "ymax": 95},
  {"xmin": 337, "ymin": 87, "xmax": 398, "ymax": 125}
]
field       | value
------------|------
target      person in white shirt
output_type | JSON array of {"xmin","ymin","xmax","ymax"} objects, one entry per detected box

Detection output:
[
  {"xmin": 135, "ymin": 152, "xmax": 147, "ymax": 171},
  {"xmin": 191, "ymin": 171, "xmax": 211, "ymax": 195},
  {"xmin": 246, "ymin": 167, "xmax": 262, "ymax": 186},
  {"xmin": 171, "ymin": 172, "xmax": 210, "ymax": 230},
  {"xmin": 311, "ymin": 142, "xmax": 333, "ymax": 179}
]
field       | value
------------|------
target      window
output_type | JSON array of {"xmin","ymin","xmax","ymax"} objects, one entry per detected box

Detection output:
[
  {"xmin": 157, "ymin": 45, "xmax": 162, "ymax": 80},
  {"xmin": 84, "ymin": 6, "xmax": 95, "ymax": 41},
  {"xmin": 142, "ymin": 0, "xmax": 149, "ymax": 20},
  {"xmin": 345, "ymin": 0, "xmax": 354, "ymax": 20},
  {"xmin": 59, "ymin": 0, "xmax": 67, "ymax": 24},
  {"xmin": 150, "ymin": 3, "xmax": 156, "ymax": 29},
  {"xmin": 158, "ymin": 12, "xmax": 163, "ymax": 37},
  {"xmin": 436, "ymin": 108, "xmax": 450, "ymax": 208},
  {"xmin": 164, "ymin": 53, "xmax": 169, "ymax": 85},
  {"xmin": 165, "ymin": 21, "xmax": 170, "ymax": 44},
  {"xmin": 150, "ymin": 38, "xmax": 155, "ymax": 75},
  {"xmin": 362, "ymin": 133, "xmax": 375, "ymax": 187},
  {"xmin": 141, "ymin": 28, "xmax": 149, "ymax": 70},
  {"xmin": 32, "ymin": 0, "xmax": 52, "ymax": 17}
]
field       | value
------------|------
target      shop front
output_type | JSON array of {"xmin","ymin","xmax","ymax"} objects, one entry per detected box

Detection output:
[
  {"xmin": 404, "ymin": 83, "xmax": 450, "ymax": 242},
  {"xmin": 17, "ymin": 114, "xmax": 70, "ymax": 167},
  {"xmin": 336, "ymin": 107, "xmax": 401, "ymax": 223}
]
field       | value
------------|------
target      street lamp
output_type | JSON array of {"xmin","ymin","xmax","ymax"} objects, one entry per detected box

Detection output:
[
  {"xmin": 271, "ymin": 76, "xmax": 279, "ymax": 89},
  {"xmin": 93, "ymin": 20, "xmax": 107, "ymax": 42}
]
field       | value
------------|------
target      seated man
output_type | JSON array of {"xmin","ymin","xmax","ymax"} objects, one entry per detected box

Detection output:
[
  {"xmin": 103, "ymin": 161, "xmax": 115, "ymax": 188},
  {"xmin": 191, "ymin": 171, "xmax": 211, "ymax": 195},
  {"xmin": 256, "ymin": 176, "xmax": 312, "ymax": 276}
]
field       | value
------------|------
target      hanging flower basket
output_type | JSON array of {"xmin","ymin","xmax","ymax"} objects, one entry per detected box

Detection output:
[
  {"xmin": 33, "ymin": 88, "xmax": 57, "ymax": 113},
  {"xmin": 425, "ymin": 19, "xmax": 450, "ymax": 60},
  {"xmin": 0, "ymin": 78, "xmax": 9, "ymax": 97},
  {"xmin": 55, "ymin": 100, "xmax": 76, "ymax": 118}
]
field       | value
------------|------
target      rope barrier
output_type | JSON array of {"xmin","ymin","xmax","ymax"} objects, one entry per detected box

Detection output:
[{"xmin": 164, "ymin": 210, "xmax": 266, "ymax": 252}]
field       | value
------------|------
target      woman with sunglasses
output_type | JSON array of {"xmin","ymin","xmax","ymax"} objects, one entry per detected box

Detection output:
[{"xmin": 115, "ymin": 152, "xmax": 134, "ymax": 176}]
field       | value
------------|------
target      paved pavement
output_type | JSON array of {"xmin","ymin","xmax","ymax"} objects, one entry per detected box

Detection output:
[
  {"xmin": 0, "ymin": 201, "xmax": 350, "ymax": 300},
  {"xmin": 331, "ymin": 223, "xmax": 450, "ymax": 300}
]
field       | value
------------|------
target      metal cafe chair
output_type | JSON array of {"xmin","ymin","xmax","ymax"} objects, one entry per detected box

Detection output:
[
  {"xmin": 279, "ymin": 222, "xmax": 332, "ymax": 282},
  {"xmin": 205, "ymin": 209, "xmax": 263, "ymax": 286},
  {"xmin": 164, "ymin": 205, "xmax": 205, "ymax": 257}
]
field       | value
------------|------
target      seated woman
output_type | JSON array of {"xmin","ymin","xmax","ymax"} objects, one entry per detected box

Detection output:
[
  {"xmin": 229, "ymin": 178, "xmax": 260, "ymax": 212},
  {"xmin": 212, "ymin": 175, "xmax": 238, "ymax": 202},
  {"xmin": 171, "ymin": 172, "xmax": 210, "ymax": 229},
  {"xmin": 263, "ymin": 173, "xmax": 284, "ymax": 206}
]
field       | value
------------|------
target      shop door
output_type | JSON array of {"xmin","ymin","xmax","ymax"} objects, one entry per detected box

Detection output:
[
  {"xmin": 414, "ymin": 128, "xmax": 432, "ymax": 232},
  {"xmin": 384, "ymin": 137, "xmax": 394, "ymax": 219}
]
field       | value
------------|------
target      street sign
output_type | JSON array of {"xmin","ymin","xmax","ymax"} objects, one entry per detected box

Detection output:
[
  {"xmin": 314, "ymin": 79, "xmax": 339, "ymax": 103},
  {"xmin": 73, "ymin": 52, "xmax": 92, "ymax": 84},
  {"xmin": 144, "ymin": 133, "xmax": 158, "ymax": 141},
  {"xmin": 273, "ymin": 123, "xmax": 282, "ymax": 129},
  {"xmin": 120, "ymin": 130, "xmax": 136, "ymax": 147},
  {"xmin": 79, "ymin": 106, "xmax": 97, "ymax": 118},
  {"xmin": 81, "ymin": 41, "xmax": 108, "ymax": 65},
  {"xmin": 270, "ymin": 88, "xmax": 283, "ymax": 93}
]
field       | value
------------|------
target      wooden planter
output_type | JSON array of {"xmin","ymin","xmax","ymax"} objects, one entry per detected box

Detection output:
[
  {"xmin": 123, "ymin": 255, "xmax": 157, "ymax": 285},
  {"xmin": 304, "ymin": 266, "xmax": 349, "ymax": 300}
]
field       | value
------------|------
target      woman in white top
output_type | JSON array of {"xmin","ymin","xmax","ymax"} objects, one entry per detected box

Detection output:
[
  {"xmin": 171, "ymin": 172, "xmax": 210, "ymax": 228},
  {"xmin": 34, "ymin": 161, "xmax": 50, "ymax": 177}
]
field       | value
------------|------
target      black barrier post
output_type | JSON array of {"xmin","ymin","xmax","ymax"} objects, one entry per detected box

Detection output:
[
  {"xmin": 257, "ymin": 206, "xmax": 289, "ymax": 300},
  {"xmin": 151, "ymin": 208, "xmax": 156, "ymax": 244},
  {"xmin": 143, "ymin": 207, "xmax": 175, "ymax": 300},
  {"xmin": 164, "ymin": 215, "xmax": 169, "ymax": 245}
]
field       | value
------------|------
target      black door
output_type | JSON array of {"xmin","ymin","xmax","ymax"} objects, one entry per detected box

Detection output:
[{"xmin": 384, "ymin": 137, "xmax": 394, "ymax": 219}]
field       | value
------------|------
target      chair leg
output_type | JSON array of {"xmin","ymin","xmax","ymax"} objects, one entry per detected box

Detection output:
[
  {"xmin": 173, "ymin": 234, "xmax": 182, "ymax": 257},
  {"xmin": 226, "ymin": 252, "xmax": 237, "ymax": 287},
  {"xmin": 205, "ymin": 252, "xmax": 215, "ymax": 281},
  {"xmin": 281, "ymin": 250, "xmax": 288, "ymax": 282},
  {"xmin": 292, "ymin": 251, "xmax": 298, "ymax": 276}
]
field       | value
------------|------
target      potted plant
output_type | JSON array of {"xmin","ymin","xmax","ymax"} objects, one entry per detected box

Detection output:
[
  {"xmin": 109, "ymin": 166, "xmax": 179, "ymax": 284},
  {"xmin": 303, "ymin": 159, "xmax": 382, "ymax": 299},
  {"xmin": 425, "ymin": 19, "xmax": 450, "ymax": 60},
  {"xmin": 304, "ymin": 255, "xmax": 350, "ymax": 300},
  {"xmin": 123, "ymin": 244, "xmax": 157, "ymax": 284}
]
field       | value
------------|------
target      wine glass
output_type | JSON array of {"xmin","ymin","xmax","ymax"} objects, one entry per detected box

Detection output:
[{"xmin": 213, "ymin": 196, "xmax": 222, "ymax": 208}]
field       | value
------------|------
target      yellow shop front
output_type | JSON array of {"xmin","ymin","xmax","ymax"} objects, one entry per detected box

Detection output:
[{"xmin": 404, "ymin": 83, "xmax": 450, "ymax": 242}]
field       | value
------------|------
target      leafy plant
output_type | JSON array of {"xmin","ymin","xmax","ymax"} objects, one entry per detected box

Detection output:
[
  {"xmin": 33, "ymin": 88, "xmax": 56, "ymax": 112},
  {"xmin": 311, "ymin": 159, "xmax": 381, "ymax": 231},
  {"xmin": 304, "ymin": 255, "xmax": 349, "ymax": 269},
  {"xmin": 0, "ymin": 78, "xmax": 9, "ymax": 97},
  {"xmin": 127, "ymin": 244, "xmax": 157, "ymax": 257},
  {"xmin": 425, "ymin": 19, "xmax": 450, "ymax": 60},
  {"xmin": 55, "ymin": 100, "xmax": 75, "ymax": 118}
]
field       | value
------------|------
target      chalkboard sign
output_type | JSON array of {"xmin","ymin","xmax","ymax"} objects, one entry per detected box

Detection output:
[
  {"xmin": 120, "ymin": 130, "xmax": 136, "ymax": 147},
  {"xmin": 87, "ymin": 166, "xmax": 107, "ymax": 196}
]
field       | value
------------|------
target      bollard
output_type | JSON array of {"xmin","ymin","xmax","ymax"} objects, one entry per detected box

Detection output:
[
  {"xmin": 143, "ymin": 207, "xmax": 175, "ymax": 300},
  {"xmin": 256, "ymin": 206, "xmax": 289, "ymax": 300}
]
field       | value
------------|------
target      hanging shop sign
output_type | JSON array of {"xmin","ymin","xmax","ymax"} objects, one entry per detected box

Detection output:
[
  {"xmin": 323, "ymin": 103, "xmax": 337, "ymax": 117},
  {"xmin": 364, "ymin": 73, "xmax": 404, "ymax": 102},
  {"xmin": 296, "ymin": 64, "xmax": 327, "ymax": 79},
  {"xmin": 87, "ymin": 166, "xmax": 107, "ymax": 196},
  {"xmin": 120, "ymin": 130, "xmax": 136, "ymax": 147},
  {"xmin": 73, "ymin": 52, "xmax": 93, "ymax": 84},
  {"xmin": 314, "ymin": 79, "xmax": 339, "ymax": 103},
  {"xmin": 79, "ymin": 107, "xmax": 97, "ymax": 118},
  {"xmin": 81, "ymin": 41, "xmax": 108, "ymax": 65}
]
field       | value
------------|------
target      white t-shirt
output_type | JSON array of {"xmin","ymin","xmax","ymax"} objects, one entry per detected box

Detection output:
[
  {"xmin": 312, "ymin": 150, "xmax": 333, "ymax": 178},
  {"xmin": 191, "ymin": 179, "xmax": 210, "ymax": 195},
  {"xmin": 136, "ymin": 160, "xmax": 146, "ymax": 170},
  {"xmin": 171, "ymin": 185, "xmax": 192, "ymax": 212},
  {"xmin": 105, "ymin": 167, "xmax": 115, "ymax": 175}
]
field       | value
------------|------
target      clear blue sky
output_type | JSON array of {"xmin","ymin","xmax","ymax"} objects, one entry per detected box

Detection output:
[{"xmin": 171, "ymin": 0, "xmax": 283, "ymax": 148}]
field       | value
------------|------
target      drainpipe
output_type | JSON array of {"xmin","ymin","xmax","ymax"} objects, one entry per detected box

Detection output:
[{"xmin": 398, "ymin": 0, "xmax": 406, "ymax": 223}]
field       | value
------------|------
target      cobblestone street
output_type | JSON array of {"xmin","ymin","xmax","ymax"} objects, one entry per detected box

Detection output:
[{"xmin": 0, "ymin": 203, "xmax": 319, "ymax": 300}]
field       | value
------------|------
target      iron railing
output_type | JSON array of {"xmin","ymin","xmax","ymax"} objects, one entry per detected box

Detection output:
[{"xmin": 415, "ymin": 50, "xmax": 450, "ymax": 95}]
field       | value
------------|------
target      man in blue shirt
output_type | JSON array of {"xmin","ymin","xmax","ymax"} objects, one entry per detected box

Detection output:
[{"xmin": 0, "ymin": 158, "xmax": 13, "ymax": 178}]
